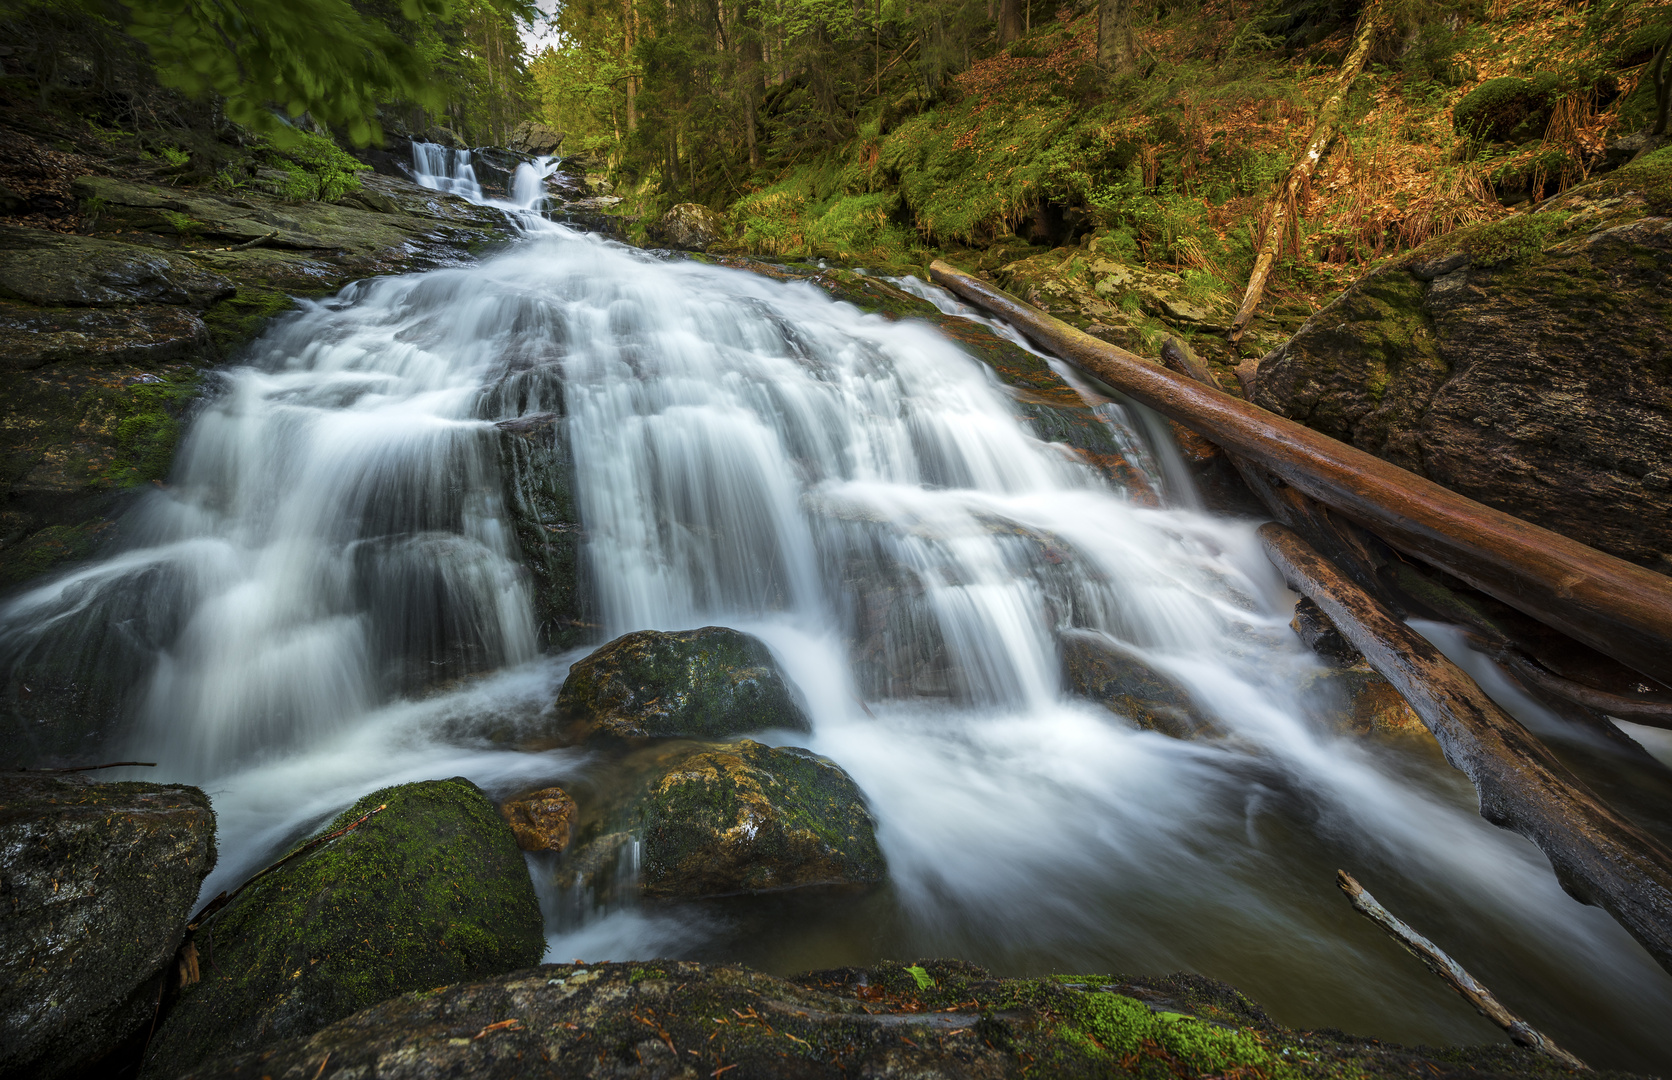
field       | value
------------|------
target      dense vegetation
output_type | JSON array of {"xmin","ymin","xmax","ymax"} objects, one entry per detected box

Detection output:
[{"xmin": 2, "ymin": 0, "xmax": 1668, "ymax": 331}]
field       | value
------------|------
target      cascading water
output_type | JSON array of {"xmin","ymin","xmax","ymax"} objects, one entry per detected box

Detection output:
[{"xmin": 3, "ymin": 144, "xmax": 1670, "ymax": 1070}]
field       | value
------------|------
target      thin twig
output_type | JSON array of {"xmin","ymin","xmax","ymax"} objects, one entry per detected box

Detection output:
[
  {"xmin": 19, "ymin": 761, "xmax": 157, "ymax": 773},
  {"xmin": 200, "ymin": 229, "xmax": 279, "ymax": 253},
  {"xmin": 1337, "ymin": 871, "xmax": 1587, "ymax": 1070}
]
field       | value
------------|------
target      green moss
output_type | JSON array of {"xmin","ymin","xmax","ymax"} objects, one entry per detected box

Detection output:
[
  {"xmin": 143, "ymin": 777, "xmax": 544, "ymax": 1078},
  {"xmin": 1596, "ymin": 145, "xmax": 1672, "ymax": 215},
  {"xmin": 203, "ymin": 286, "xmax": 297, "ymax": 352},
  {"xmin": 77, "ymin": 370, "xmax": 205, "ymax": 487},
  {"xmin": 1462, "ymin": 210, "xmax": 1573, "ymax": 267},
  {"xmin": 629, "ymin": 967, "xmax": 668, "ymax": 983}
]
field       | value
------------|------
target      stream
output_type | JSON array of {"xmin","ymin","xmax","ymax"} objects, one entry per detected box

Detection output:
[{"xmin": 4, "ymin": 145, "xmax": 1671, "ymax": 1072}]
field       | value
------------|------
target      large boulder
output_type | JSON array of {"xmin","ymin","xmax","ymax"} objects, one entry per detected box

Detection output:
[
  {"xmin": 172, "ymin": 959, "xmax": 1580, "ymax": 1080},
  {"xmin": 0, "ymin": 775, "xmax": 216, "ymax": 1080},
  {"xmin": 141, "ymin": 778, "xmax": 544, "ymax": 1079},
  {"xmin": 507, "ymin": 120, "xmax": 565, "ymax": 157},
  {"xmin": 558, "ymin": 626, "xmax": 812, "ymax": 742},
  {"xmin": 650, "ymin": 202, "xmax": 727, "ymax": 251},
  {"xmin": 576, "ymin": 738, "xmax": 886, "ymax": 898},
  {"xmin": 1254, "ymin": 150, "xmax": 1672, "ymax": 574}
]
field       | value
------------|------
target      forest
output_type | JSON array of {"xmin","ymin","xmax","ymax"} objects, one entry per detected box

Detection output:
[{"xmin": 5, "ymin": 0, "xmax": 1672, "ymax": 1078}]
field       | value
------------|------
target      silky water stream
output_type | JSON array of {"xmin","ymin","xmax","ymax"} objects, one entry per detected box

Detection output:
[{"xmin": 3, "ymin": 147, "xmax": 1671, "ymax": 1071}]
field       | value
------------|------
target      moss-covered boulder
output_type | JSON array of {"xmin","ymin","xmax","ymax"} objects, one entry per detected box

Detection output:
[
  {"xmin": 592, "ymin": 738, "xmax": 886, "ymax": 897},
  {"xmin": 141, "ymin": 778, "xmax": 544, "ymax": 1079},
  {"xmin": 1061, "ymin": 629, "xmax": 1218, "ymax": 739},
  {"xmin": 0, "ymin": 775, "xmax": 216, "ymax": 1080},
  {"xmin": 558, "ymin": 626, "xmax": 812, "ymax": 742},
  {"xmin": 1255, "ymin": 152, "xmax": 1672, "ymax": 574},
  {"xmin": 650, "ymin": 202, "xmax": 727, "ymax": 251},
  {"xmin": 174, "ymin": 959, "xmax": 1619, "ymax": 1080},
  {"xmin": 1452, "ymin": 74, "xmax": 1558, "ymax": 143}
]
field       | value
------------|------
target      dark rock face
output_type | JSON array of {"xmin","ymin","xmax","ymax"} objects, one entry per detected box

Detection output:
[
  {"xmin": 558, "ymin": 627, "xmax": 812, "ymax": 742},
  {"xmin": 1255, "ymin": 158, "xmax": 1672, "ymax": 574},
  {"xmin": 499, "ymin": 786, "xmax": 578, "ymax": 853},
  {"xmin": 622, "ymin": 738, "xmax": 886, "ymax": 897},
  {"xmin": 496, "ymin": 412, "xmax": 591, "ymax": 652},
  {"xmin": 0, "ymin": 168, "xmax": 514, "ymax": 595},
  {"xmin": 1061, "ymin": 630, "xmax": 1217, "ymax": 739},
  {"xmin": 174, "ymin": 959, "xmax": 1589, "ymax": 1080},
  {"xmin": 0, "ymin": 774, "xmax": 216, "ymax": 1080},
  {"xmin": 141, "ymin": 778, "xmax": 544, "ymax": 1079},
  {"xmin": 650, "ymin": 202, "xmax": 726, "ymax": 251}
]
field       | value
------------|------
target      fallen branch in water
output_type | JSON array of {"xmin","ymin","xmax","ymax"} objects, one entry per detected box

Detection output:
[
  {"xmin": 1336, "ymin": 871, "xmax": 1586, "ymax": 1069},
  {"xmin": 927, "ymin": 260, "xmax": 1672, "ymax": 690},
  {"xmin": 200, "ymin": 229, "xmax": 279, "ymax": 253},
  {"xmin": 1260, "ymin": 522, "xmax": 1672, "ymax": 974}
]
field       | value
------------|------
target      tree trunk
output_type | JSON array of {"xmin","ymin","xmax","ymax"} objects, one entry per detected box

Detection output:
[
  {"xmin": 625, "ymin": 0, "xmax": 638, "ymax": 134},
  {"xmin": 1263, "ymin": 524, "xmax": 1672, "ymax": 978},
  {"xmin": 998, "ymin": 0, "xmax": 1023, "ymax": 44},
  {"xmin": 1096, "ymin": 0, "xmax": 1136, "ymax": 75},
  {"xmin": 925, "ymin": 259, "xmax": 1672, "ymax": 690},
  {"xmin": 1227, "ymin": 0, "xmax": 1382, "ymax": 343}
]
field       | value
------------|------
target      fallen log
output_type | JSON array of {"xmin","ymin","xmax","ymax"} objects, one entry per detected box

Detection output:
[
  {"xmin": 1336, "ymin": 871, "xmax": 1586, "ymax": 1069},
  {"xmin": 1260, "ymin": 522, "xmax": 1672, "ymax": 975},
  {"xmin": 927, "ymin": 260, "xmax": 1672, "ymax": 689},
  {"xmin": 1228, "ymin": 0, "xmax": 1383, "ymax": 343}
]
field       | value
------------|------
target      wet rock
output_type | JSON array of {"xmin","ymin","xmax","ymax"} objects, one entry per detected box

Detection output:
[
  {"xmin": 1061, "ymin": 629, "xmax": 1217, "ymax": 739},
  {"xmin": 1299, "ymin": 666, "xmax": 1432, "ymax": 743},
  {"xmin": 1291, "ymin": 596, "xmax": 1360, "ymax": 667},
  {"xmin": 142, "ymin": 777, "xmax": 544, "ymax": 1079},
  {"xmin": 0, "ymin": 224, "xmax": 235, "ymax": 308},
  {"xmin": 557, "ymin": 626, "xmax": 812, "ymax": 742},
  {"xmin": 174, "ymin": 958, "xmax": 1582, "ymax": 1080},
  {"xmin": 495, "ymin": 411, "xmax": 591, "ymax": 651},
  {"xmin": 1255, "ymin": 153, "xmax": 1672, "ymax": 574},
  {"xmin": 508, "ymin": 120, "xmax": 565, "ymax": 156},
  {"xmin": 0, "ymin": 774, "xmax": 216, "ymax": 1080},
  {"xmin": 626, "ymin": 738, "xmax": 885, "ymax": 896},
  {"xmin": 0, "ymin": 300, "xmax": 209, "ymax": 371},
  {"xmin": 500, "ymin": 786, "xmax": 578, "ymax": 852},
  {"xmin": 651, "ymin": 202, "xmax": 726, "ymax": 251}
]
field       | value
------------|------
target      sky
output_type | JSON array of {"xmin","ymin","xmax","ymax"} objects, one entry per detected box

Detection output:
[{"xmin": 522, "ymin": 0, "xmax": 564, "ymax": 54}]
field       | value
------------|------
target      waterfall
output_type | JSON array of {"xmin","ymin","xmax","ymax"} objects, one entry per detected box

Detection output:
[{"xmin": 2, "ymin": 143, "xmax": 1669, "ymax": 1071}]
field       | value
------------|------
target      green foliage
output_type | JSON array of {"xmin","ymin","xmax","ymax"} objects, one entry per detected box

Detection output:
[
  {"xmin": 159, "ymin": 146, "xmax": 190, "ymax": 168},
  {"xmin": 162, "ymin": 209, "xmax": 202, "ymax": 236},
  {"xmin": 266, "ymin": 130, "xmax": 371, "ymax": 200},
  {"xmin": 905, "ymin": 965, "xmax": 935, "ymax": 990},
  {"xmin": 120, "ymin": 0, "xmax": 449, "ymax": 145}
]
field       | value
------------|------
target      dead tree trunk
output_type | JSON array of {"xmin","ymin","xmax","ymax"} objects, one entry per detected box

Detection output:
[
  {"xmin": 1261, "ymin": 524, "xmax": 1672, "ymax": 977},
  {"xmin": 926, "ymin": 260, "xmax": 1672, "ymax": 689},
  {"xmin": 1097, "ymin": 0, "xmax": 1137, "ymax": 76},
  {"xmin": 1227, "ymin": 0, "xmax": 1382, "ymax": 343}
]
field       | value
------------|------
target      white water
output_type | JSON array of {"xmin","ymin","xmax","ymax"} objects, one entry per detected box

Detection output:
[{"xmin": 3, "ymin": 146, "xmax": 1670, "ymax": 1070}]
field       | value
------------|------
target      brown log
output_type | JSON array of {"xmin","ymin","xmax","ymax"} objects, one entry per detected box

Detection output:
[
  {"xmin": 927, "ymin": 260, "xmax": 1672, "ymax": 689},
  {"xmin": 1336, "ymin": 871, "xmax": 1587, "ymax": 1069},
  {"xmin": 1228, "ymin": 0, "xmax": 1383, "ymax": 343},
  {"xmin": 1260, "ymin": 523, "xmax": 1672, "ymax": 975}
]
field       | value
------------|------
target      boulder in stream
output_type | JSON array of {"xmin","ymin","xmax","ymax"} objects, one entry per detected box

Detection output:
[
  {"xmin": 1061, "ymin": 629, "xmax": 1219, "ymax": 739},
  {"xmin": 141, "ymin": 777, "xmax": 544, "ymax": 1079},
  {"xmin": 500, "ymin": 786, "xmax": 578, "ymax": 852},
  {"xmin": 650, "ymin": 202, "xmax": 727, "ymax": 251},
  {"xmin": 574, "ymin": 738, "xmax": 886, "ymax": 897},
  {"xmin": 507, "ymin": 120, "xmax": 565, "ymax": 156},
  {"xmin": 0, "ymin": 774, "xmax": 216, "ymax": 1080},
  {"xmin": 557, "ymin": 626, "xmax": 812, "ymax": 742}
]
